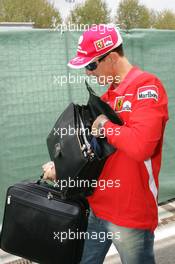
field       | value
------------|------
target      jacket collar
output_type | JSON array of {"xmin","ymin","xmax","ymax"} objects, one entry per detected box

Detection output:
[{"xmin": 108, "ymin": 66, "xmax": 143, "ymax": 96}]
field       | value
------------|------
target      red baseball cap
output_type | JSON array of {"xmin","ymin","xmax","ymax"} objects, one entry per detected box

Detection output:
[{"xmin": 68, "ymin": 24, "xmax": 123, "ymax": 69}]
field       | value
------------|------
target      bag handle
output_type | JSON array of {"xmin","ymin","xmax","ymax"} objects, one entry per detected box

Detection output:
[
  {"xmin": 36, "ymin": 173, "xmax": 45, "ymax": 184},
  {"xmin": 85, "ymin": 80, "xmax": 96, "ymax": 95}
]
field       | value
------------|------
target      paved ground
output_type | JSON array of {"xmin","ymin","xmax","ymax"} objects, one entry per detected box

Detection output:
[{"xmin": 104, "ymin": 236, "xmax": 175, "ymax": 264}]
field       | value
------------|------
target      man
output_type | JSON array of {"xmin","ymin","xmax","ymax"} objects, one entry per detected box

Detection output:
[{"xmin": 43, "ymin": 24, "xmax": 168, "ymax": 263}]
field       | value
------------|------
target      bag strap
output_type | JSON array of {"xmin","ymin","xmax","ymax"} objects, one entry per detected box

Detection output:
[{"xmin": 85, "ymin": 80, "xmax": 96, "ymax": 95}]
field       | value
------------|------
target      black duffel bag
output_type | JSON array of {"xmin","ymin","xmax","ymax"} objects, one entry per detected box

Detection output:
[
  {"xmin": 47, "ymin": 81, "xmax": 123, "ymax": 197},
  {"xmin": 0, "ymin": 179, "xmax": 89, "ymax": 264}
]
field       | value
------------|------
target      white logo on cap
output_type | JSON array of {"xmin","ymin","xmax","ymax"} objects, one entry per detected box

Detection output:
[
  {"xmin": 78, "ymin": 35, "xmax": 83, "ymax": 45},
  {"xmin": 72, "ymin": 57, "xmax": 85, "ymax": 63},
  {"xmin": 105, "ymin": 40, "xmax": 113, "ymax": 46},
  {"xmin": 77, "ymin": 35, "xmax": 87, "ymax": 54}
]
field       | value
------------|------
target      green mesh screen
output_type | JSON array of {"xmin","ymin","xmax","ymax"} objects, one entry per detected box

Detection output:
[{"xmin": 0, "ymin": 29, "xmax": 175, "ymax": 222}]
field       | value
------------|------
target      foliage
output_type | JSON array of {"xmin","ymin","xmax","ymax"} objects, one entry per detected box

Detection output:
[
  {"xmin": 67, "ymin": 0, "xmax": 110, "ymax": 25},
  {"xmin": 0, "ymin": 0, "xmax": 62, "ymax": 28},
  {"xmin": 116, "ymin": 0, "xmax": 151, "ymax": 29}
]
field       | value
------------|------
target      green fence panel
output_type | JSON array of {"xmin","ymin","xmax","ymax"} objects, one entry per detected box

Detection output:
[{"xmin": 0, "ymin": 29, "xmax": 175, "ymax": 222}]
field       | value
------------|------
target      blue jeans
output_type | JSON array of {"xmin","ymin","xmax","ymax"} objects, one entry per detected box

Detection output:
[{"xmin": 80, "ymin": 209, "xmax": 156, "ymax": 264}]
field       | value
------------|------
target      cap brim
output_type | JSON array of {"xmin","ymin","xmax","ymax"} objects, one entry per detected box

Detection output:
[
  {"xmin": 67, "ymin": 56, "xmax": 95, "ymax": 69},
  {"xmin": 68, "ymin": 37, "xmax": 123, "ymax": 69}
]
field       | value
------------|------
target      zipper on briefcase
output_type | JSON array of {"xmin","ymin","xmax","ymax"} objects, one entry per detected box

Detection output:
[
  {"xmin": 7, "ymin": 194, "xmax": 74, "ymax": 219},
  {"xmin": 10, "ymin": 184, "xmax": 88, "ymax": 218},
  {"xmin": 7, "ymin": 195, "xmax": 11, "ymax": 204},
  {"xmin": 75, "ymin": 106, "xmax": 95, "ymax": 160}
]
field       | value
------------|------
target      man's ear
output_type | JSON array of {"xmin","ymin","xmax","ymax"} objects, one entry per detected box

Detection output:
[{"xmin": 109, "ymin": 52, "xmax": 120, "ymax": 64}]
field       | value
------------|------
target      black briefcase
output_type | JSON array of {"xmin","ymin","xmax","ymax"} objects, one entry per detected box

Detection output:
[
  {"xmin": 0, "ymin": 179, "xmax": 89, "ymax": 264},
  {"xmin": 47, "ymin": 81, "xmax": 123, "ymax": 197}
]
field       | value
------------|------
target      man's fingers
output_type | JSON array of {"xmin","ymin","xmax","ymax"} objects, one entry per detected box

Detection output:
[
  {"xmin": 43, "ymin": 170, "xmax": 53, "ymax": 180},
  {"xmin": 42, "ymin": 161, "xmax": 54, "ymax": 172},
  {"xmin": 43, "ymin": 167, "xmax": 56, "ymax": 181},
  {"xmin": 43, "ymin": 168, "xmax": 51, "ymax": 180}
]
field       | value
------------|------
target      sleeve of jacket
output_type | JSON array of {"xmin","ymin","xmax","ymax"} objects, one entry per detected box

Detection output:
[{"xmin": 103, "ymin": 78, "xmax": 168, "ymax": 162}]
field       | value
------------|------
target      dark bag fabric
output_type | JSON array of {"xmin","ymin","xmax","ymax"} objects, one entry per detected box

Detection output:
[
  {"xmin": 85, "ymin": 81, "xmax": 123, "ymax": 157},
  {"xmin": 0, "ymin": 180, "xmax": 89, "ymax": 264},
  {"xmin": 47, "ymin": 82, "xmax": 123, "ymax": 197}
]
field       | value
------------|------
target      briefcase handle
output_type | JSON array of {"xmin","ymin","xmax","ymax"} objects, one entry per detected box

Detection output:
[
  {"xmin": 36, "ymin": 173, "xmax": 58, "ymax": 186},
  {"xmin": 36, "ymin": 173, "xmax": 56, "ymax": 186},
  {"xmin": 36, "ymin": 173, "xmax": 44, "ymax": 183},
  {"xmin": 35, "ymin": 173, "xmax": 90, "ymax": 203},
  {"xmin": 36, "ymin": 173, "xmax": 70, "ymax": 197}
]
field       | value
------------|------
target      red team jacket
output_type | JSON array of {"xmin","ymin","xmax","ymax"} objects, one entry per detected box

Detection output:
[{"xmin": 87, "ymin": 66, "xmax": 169, "ymax": 232}]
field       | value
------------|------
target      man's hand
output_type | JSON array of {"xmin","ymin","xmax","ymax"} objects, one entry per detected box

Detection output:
[
  {"xmin": 91, "ymin": 114, "xmax": 109, "ymax": 138},
  {"xmin": 42, "ymin": 161, "xmax": 56, "ymax": 181}
]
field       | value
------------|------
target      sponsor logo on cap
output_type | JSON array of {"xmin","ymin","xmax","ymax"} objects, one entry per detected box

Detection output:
[
  {"xmin": 71, "ymin": 57, "xmax": 86, "ymax": 63},
  {"xmin": 94, "ymin": 35, "xmax": 114, "ymax": 51},
  {"xmin": 95, "ymin": 40, "xmax": 104, "ymax": 50},
  {"xmin": 137, "ymin": 86, "xmax": 158, "ymax": 101}
]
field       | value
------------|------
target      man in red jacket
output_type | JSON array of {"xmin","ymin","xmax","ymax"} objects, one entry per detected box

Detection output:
[{"xmin": 43, "ymin": 24, "xmax": 168, "ymax": 263}]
